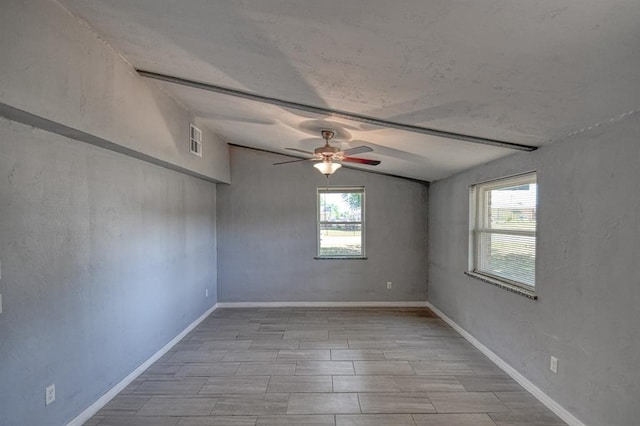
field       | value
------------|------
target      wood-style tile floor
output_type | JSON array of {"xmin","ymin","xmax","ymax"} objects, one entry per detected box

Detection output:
[{"xmin": 86, "ymin": 308, "xmax": 566, "ymax": 425}]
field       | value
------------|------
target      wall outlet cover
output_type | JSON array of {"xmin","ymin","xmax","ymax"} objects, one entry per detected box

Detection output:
[
  {"xmin": 550, "ymin": 356, "xmax": 558, "ymax": 374},
  {"xmin": 45, "ymin": 384, "xmax": 56, "ymax": 405}
]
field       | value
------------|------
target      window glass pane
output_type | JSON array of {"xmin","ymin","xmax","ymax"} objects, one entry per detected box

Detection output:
[
  {"xmin": 486, "ymin": 183, "xmax": 537, "ymax": 231},
  {"xmin": 319, "ymin": 223, "xmax": 362, "ymax": 256},
  {"xmin": 476, "ymin": 231, "xmax": 536, "ymax": 287},
  {"xmin": 318, "ymin": 188, "xmax": 364, "ymax": 258},
  {"xmin": 319, "ymin": 192, "xmax": 362, "ymax": 222}
]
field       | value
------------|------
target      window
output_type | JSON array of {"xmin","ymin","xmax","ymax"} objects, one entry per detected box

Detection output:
[
  {"xmin": 317, "ymin": 187, "xmax": 365, "ymax": 258},
  {"xmin": 469, "ymin": 172, "xmax": 537, "ymax": 296}
]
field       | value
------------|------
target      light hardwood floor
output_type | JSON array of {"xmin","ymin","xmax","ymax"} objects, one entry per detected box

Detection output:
[{"xmin": 85, "ymin": 308, "xmax": 566, "ymax": 425}]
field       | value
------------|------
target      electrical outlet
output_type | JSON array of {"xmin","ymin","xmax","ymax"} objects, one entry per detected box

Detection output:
[
  {"xmin": 550, "ymin": 356, "xmax": 558, "ymax": 374},
  {"xmin": 205, "ymin": 289, "xmax": 209, "ymax": 298},
  {"xmin": 386, "ymin": 281, "xmax": 392, "ymax": 290},
  {"xmin": 45, "ymin": 384, "xmax": 56, "ymax": 405}
]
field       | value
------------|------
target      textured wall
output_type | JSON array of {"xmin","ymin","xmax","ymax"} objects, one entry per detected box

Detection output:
[
  {"xmin": 428, "ymin": 113, "xmax": 640, "ymax": 425},
  {"xmin": 0, "ymin": 0, "xmax": 230, "ymax": 184},
  {"xmin": 0, "ymin": 0, "xmax": 225, "ymax": 423},
  {"xmin": 0, "ymin": 119, "xmax": 218, "ymax": 425},
  {"xmin": 217, "ymin": 146, "xmax": 428, "ymax": 303}
]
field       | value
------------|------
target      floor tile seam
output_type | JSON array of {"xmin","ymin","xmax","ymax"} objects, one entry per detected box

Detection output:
[
  {"xmin": 265, "ymin": 375, "xmax": 273, "ymax": 394},
  {"xmin": 129, "ymin": 394, "xmax": 221, "ymax": 399},
  {"xmin": 207, "ymin": 396, "xmax": 218, "ymax": 416}
]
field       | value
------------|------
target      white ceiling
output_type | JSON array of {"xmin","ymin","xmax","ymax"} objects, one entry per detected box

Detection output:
[{"xmin": 59, "ymin": 0, "xmax": 640, "ymax": 181}]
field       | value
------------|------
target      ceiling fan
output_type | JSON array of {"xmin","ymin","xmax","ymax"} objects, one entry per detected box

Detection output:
[{"xmin": 273, "ymin": 130, "xmax": 381, "ymax": 176}]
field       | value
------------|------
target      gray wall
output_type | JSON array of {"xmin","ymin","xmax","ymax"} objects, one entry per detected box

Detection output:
[
  {"xmin": 0, "ymin": 0, "xmax": 225, "ymax": 424},
  {"xmin": 0, "ymin": 119, "xmax": 218, "ymax": 425},
  {"xmin": 217, "ymin": 146, "xmax": 428, "ymax": 302},
  {"xmin": 0, "ymin": 0, "xmax": 230, "ymax": 184},
  {"xmin": 428, "ymin": 113, "xmax": 640, "ymax": 425}
]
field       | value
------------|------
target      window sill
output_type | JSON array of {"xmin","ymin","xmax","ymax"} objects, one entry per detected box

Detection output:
[
  {"xmin": 464, "ymin": 271, "xmax": 537, "ymax": 300},
  {"xmin": 314, "ymin": 256, "xmax": 368, "ymax": 260}
]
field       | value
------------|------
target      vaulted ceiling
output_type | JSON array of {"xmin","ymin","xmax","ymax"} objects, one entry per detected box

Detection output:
[{"xmin": 58, "ymin": 0, "xmax": 640, "ymax": 181}]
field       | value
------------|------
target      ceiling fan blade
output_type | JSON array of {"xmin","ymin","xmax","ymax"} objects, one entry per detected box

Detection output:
[
  {"xmin": 273, "ymin": 158, "xmax": 316, "ymax": 166},
  {"xmin": 342, "ymin": 157, "xmax": 381, "ymax": 166},
  {"xmin": 285, "ymin": 147, "xmax": 315, "ymax": 155},
  {"xmin": 342, "ymin": 146, "xmax": 373, "ymax": 156}
]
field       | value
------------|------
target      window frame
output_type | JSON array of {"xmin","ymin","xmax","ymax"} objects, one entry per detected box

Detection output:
[
  {"xmin": 316, "ymin": 186, "xmax": 366, "ymax": 259},
  {"xmin": 468, "ymin": 172, "xmax": 538, "ymax": 298}
]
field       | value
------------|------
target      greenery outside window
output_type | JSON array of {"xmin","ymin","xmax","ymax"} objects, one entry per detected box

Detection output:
[
  {"xmin": 317, "ymin": 187, "xmax": 365, "ymax": 258},
  {"xmin": 469, "ymin": 172, "xmax": 537, "ymax": 296}
]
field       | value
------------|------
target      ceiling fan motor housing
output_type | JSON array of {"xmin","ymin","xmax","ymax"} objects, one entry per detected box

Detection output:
[
  {"xmin": 316, "ymin": 129, "xmax": 343, "ymax": 159},
  {"xmin": 315, "ymin": 145, "xmax": 340, "ymax": 155}
]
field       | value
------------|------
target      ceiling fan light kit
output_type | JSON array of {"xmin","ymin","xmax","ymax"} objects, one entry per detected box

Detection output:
[{"xmin": 314, "ymin": 160, "xmax": 342, "ymax": 176}]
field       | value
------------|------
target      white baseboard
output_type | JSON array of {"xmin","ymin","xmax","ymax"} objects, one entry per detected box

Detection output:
[
  {"xmin": 426, "ymin": 302, "xmax": 586, "ymax": 426},
  {"xmin": 216, "ymin": 301, "xmax": 428, "ymax": 308},
  {"xmin": 67, "ymin": 303, "xmax": 219, "ymax": 426}
]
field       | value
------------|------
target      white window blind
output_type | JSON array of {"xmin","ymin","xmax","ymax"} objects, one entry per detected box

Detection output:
[{"xmin": 471, "ymin": 173, "xmax": 537, "ymax": 289}]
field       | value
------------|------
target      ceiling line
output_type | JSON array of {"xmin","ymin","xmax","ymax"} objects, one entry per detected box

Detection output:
[
  {"xmin": 137, "ymin": 69, "xmax": 537, "ymax": 152},
  {"xmin": 0, "ymin": 102, "xmax": 223, "ymax": 184},
  {"xmin": 228, "ymin": 143, "xmax": 430, "ymax": 184}
]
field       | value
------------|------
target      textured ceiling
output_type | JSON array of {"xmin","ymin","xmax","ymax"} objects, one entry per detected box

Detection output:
[{"xmin": 58, "ymin": 0, "xmax": 640, "ymax": 181}]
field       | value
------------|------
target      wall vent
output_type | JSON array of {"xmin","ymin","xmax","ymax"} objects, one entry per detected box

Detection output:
[{"xmin": 189, "ymin": 124, "xmax": 202, "ymax": 157}]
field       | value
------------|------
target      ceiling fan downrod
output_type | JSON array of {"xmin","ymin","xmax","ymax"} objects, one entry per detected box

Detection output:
[{"xmin": 321, "ymin": 130, "xmax": 335, "ymax": 144}]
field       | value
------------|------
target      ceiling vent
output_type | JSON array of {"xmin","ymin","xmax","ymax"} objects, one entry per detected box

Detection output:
[{"xmin": 190, "ymin": 124, "xmax": 202, "ymax": 157}]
